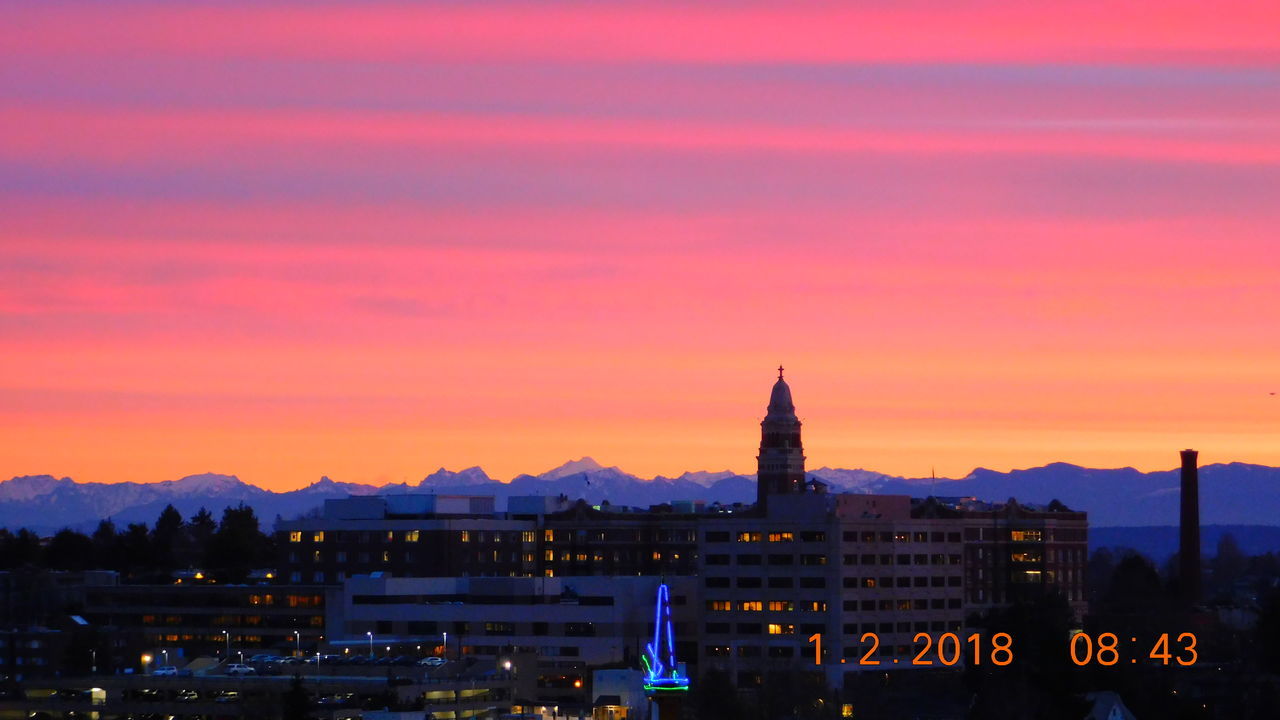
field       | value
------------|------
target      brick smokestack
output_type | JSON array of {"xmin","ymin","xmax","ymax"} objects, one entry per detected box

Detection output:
[{"xmin": 1179, "ymin": 449, "xmax": 1201, "ymax": 605}]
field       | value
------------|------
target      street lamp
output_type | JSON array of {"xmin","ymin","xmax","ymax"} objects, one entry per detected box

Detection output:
[
  {"xmin": 90, "ymin": 649, "xmax": 96, "ymax": 674},
  {"xmin": 366, "ymin": 631, "xmax": 373, "ymax": 657},
  {"xmin": 294, "ymin": 630, "xmax": 300, "ymax": 657},
  {"xmin": 141, "ymin": 654, "xmax": 152, "ymax": 674},
  {"xmin": 316, "ymin": 652, "xmax": 321, "ymax": 673},
  {"xmin": 222, "ymin": 630, "xmax": 230, "ymax": 659},
  {"xmin": 161, "ymin": 650, "xmax": 168, "ymax": 667},
  {"xmin": 442, "ymin": 631, "xmax": 448, "ymax": 660}
]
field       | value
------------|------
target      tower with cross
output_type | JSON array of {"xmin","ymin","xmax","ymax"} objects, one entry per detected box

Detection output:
[{"xmin": 756, "ymin": 366, "xmax": 806, "ymax": 513}]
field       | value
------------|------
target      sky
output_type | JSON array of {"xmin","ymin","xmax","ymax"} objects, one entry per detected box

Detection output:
[{"xmin": 2, "ymin": 1, "xmax": 1279, "ymax": 491}]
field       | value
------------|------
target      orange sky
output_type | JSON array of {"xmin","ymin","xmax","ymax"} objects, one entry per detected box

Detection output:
[{"xmin": 1, "ymin": 2, "xmax": 1278, "ymax": 490}]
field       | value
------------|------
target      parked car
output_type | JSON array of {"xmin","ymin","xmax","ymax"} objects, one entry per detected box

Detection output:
[
  {"xmin": 417, "ymin": 657, "xmax": 446, "ymax": 667},
  {"xmin": 152, "ymin": 666, "xmax": 178, "ymax": 677},
  {"xmin": 224, "ymin": 663, "xmax": 255, "ymax": 676}
]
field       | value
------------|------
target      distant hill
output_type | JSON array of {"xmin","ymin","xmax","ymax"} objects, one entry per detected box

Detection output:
[
  {"xmin": 1090, "ymin": 525, "xmax": 1280, "ymax": 563},
  {"xmin": 3, "ymin": 458, "xmax": 1279, "ymax": 535}
]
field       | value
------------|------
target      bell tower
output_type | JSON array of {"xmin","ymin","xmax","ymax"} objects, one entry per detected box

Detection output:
[{"xmin": 757, "ymin": 366, "xmax": 806, "ymax": 513}]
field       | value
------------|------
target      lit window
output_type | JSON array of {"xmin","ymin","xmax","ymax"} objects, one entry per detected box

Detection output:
[
  {"xmin": 707, "ymin": 601, "xmax": 732, "ymax": 612},
  {"xmin": 767, "ymin": 624, "xmax": 795, "ymax": 635},
  {"xmin": 767, "ymin": 601, "xmax": 793, "ymax": 612},
  {"xmin": 289, "ymin": 532, "xmax": 302, "ymax": 543},
  {"xmin": 768, "ymin": 532, "xmax": 794, "ymax": 543},
  {"xmin": 740, "ymin": 601, "xmax": 763, "ymax": 612},
  {"xmin": 313, "ymin": 532, "xmax": 324, "ymax": 542},
  {"xmin": 544, "ymin": 530, "xmax": 555, "ymax": 542},
  {"xmin": 736, "ymin": 532, "xmax": 761, "ymax": 542},
  {"xmin": 405, "ymin": 531, "xmax": 420, "ymax": 542},
  {"xmin": 522, "ymin": 531, "xmax": 536, "ymax": 543},
  {"xmin": 461, "ymin": 531, "xmax": 470, "ymax": 543},
  {"xmin": 382, "ymin": 551, "xmax": 390, "ymax": 563}
]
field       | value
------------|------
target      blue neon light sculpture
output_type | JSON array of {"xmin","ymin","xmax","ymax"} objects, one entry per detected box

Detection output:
[{"xmin": 642, "ymin": 583, "xmax": 690, "ymax": 693}]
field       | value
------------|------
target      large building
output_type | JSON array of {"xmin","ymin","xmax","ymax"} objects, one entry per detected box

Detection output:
[{"xmin": 276, "ymin": 371, "xmax": 1088, "ymax": 698}]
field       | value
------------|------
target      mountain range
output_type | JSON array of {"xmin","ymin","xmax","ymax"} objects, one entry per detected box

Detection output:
[{"xmin": 4, "ymin": 458, "xmax": 1280, "ymax": 537}]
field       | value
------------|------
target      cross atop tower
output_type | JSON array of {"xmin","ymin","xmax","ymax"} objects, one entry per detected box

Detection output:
[{"xmin": 777, "ymin": 365, "xmax": 784, "ymax": 380}]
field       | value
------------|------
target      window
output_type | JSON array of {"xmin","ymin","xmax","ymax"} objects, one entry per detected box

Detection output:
[
  {"xmin": 896, "ymin": 577, "xmax": 910, "ymax": 588},
  {"xmin": 706, "ymin": 645, "xmax": 730, "ymax": 657},
  {"xmin": 289, "ymin": 531, "xmax": 302, "ymax": 543},
  {"xmin": 861, "ymin": 554, "xmax": 876, "ymax": 565},
  {"xmin": 897, "ymin": 554, "xmax": 910, "ymax": 565},
  {"xmin": 767, "ymin": 577, "xmax": 793, "ymax": 588},
  {"xmin": 799, "ymin": 577, "xmax": 825, "ymax": 589},
  {"xmin": 737, "ymin": 554, "xmax": 762, "ymax": 565},
  {"xmin": 405, "ymin": 530, "xmax": 420, "ymax": 542},
  {"xmin": 913, "ymin": 577, "xmax": 927, "ymax": 588},
  {"xmin": 461, "ymin": 531, "xmax": 470, "ymax": 543},
  {"xmin": 768, "ymin": 601, "xmax": 793, "ymax": 612},
  {"xmin": 948, "ymin": 532, "xmax": 961, "ymax": 543},
  {"xmin": 767, "ymin": 623, "xmax": 795, "ymax": 635},
  {"xmin": 737, "ymin": 532, "xmax": 761, "ymax": 542},
  {"xmin": 705, "ymin": 622, "xmax": 730, "ymax": 634},
  {"xmin": 741, "ymin": 601, "xmax": 763, "ymax": 612},
  {"xmin": 800, "ymin": 554, "xmax": 827, "ymax": 565},
  {"xmin": 843, "ymin": 577, "xmax": 858, "ymax": 588},
  {"xmin": 913, "ymin": 532, "xmax": 928, "ymax": 542},
  {"xmin": 843, "ymin": 554, "xmax": 857, "ymax": 565},
  {"xmin": 313, "ymin": 531, "xmax": 325, "ymax": 542},
  {"xmin": 385, "ymin": 531, "xmax": 395, "ymax": 542},
  {"xmin": 800, "ymin": 531, "xmax": 826, "ymax": 542},
  {"xmin": 913, "ymin": 554, "xmax": 928, "ymax": 565},
  {"xmin": 843, "ymin": 531, "xmax": 857, "ymax": 542},
  {"xmin": 737, "ymin": 623, "xmax": 762, "ymax": 635},
  {"xmin": 862, "ymin": 578, "xmax": 876, "ymax": 588},
  {"xmin": 706, "ymin": 554, "xmax": 730, "ymax": 565},
  {"xmin": 707, "ymin": 600, "xmax": 732, "ymax": 612},
  {"xmin": 485, "ymin": 622, "xmax": 515, "ymax": 636},
  {"xmin": 705, "ymin": 577, "xmax": 730, "ymax": 588},
  {"xmin": 737, "ymin": 577, "xmax": 762, "ymax": 588},
  {"xmin": 803, "ymin": 601, "xmax": 826, "ymax": 612},
  {"xmin": 1011, "ymin": 530, "xmax": 1043, "ymax": 542},
  {"xmin": 768, "ymin": 554, "xmax": 793, "ymax": 565},
  {"xmin": 565, "ymin": 623, "xmax": 595, "ymax": 637},
  {"xmin": 767, "ymin": 646, "xmax": 794, "ymax": 658},
  {"xmin": 705, "ymin": 531, "xmax": 730, "ymax": 543},
  {"xmin": 768, "ymin": 532, "xmax": 794, "ymax": 543},
  {"xmin": 737, "ymin": 645, "xmax": 761, "ymax": 658}
]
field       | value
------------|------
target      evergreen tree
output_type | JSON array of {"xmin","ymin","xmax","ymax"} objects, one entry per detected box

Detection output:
[
  {"xmin": 91, "ymin": 519, "xmax": 119, "ymax": 569},
  {"xmin": 45, "ymin": 528, "xmax": 95, "ymax": 570},
  {"xmin": 151, "ymin": 504, "xmax": 184, "ymax": 571}
]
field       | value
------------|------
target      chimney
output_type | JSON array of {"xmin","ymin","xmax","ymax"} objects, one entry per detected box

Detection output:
[{"xmin": 1179, "ymin": 449, "xmax": 1201, "ymax": 605}]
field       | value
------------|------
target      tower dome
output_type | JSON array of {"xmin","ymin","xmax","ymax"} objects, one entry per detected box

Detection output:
[{"xmin": 767, "ymin": 367, "xmax": 795, "ymax": 417}]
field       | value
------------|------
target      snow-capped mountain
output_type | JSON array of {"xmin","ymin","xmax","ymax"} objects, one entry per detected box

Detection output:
[{"xmin": 3, "ymin": 460, "xmax": 1280, "ymax": 534}]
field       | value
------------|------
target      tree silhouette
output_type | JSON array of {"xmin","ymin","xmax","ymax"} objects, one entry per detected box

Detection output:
[
  {"xmin": 45, "ymin": 529, "xmax": 94, "ymax": 571},
  {"xmin": 205, "ymin": 503, "xmax": 272, "ymax": 582},
  {"xmin": 151, "ymin": 504, "xmax": 184, "ymax": 572}
]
